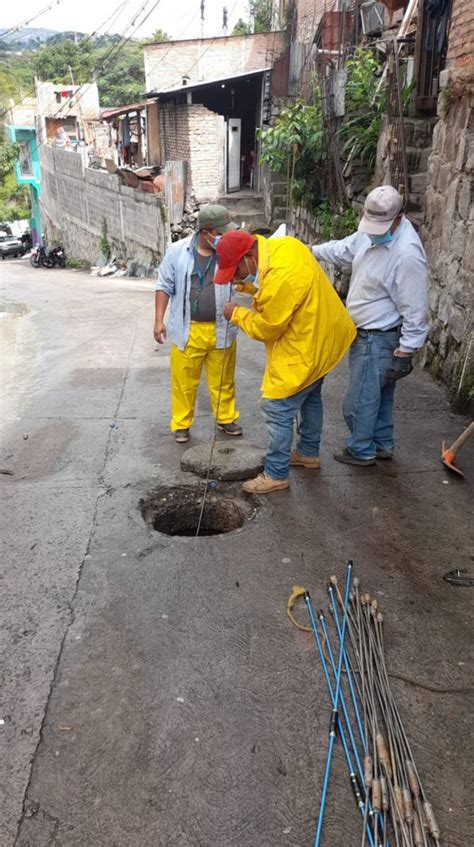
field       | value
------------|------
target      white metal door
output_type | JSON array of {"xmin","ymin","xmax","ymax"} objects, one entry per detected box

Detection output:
[{"xmin": 227, "ymin": 118, "xmax": 241, "ymax": 193}]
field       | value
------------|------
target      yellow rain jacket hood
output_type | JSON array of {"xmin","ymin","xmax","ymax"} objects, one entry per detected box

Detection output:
[{"xmin": 231, "ymin": 235, "xmax": 356, "ymax": 400}]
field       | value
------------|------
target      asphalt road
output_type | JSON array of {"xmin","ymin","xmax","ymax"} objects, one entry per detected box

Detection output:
[{"xmin": 1, "ymin": 258, "xmax": 473, "ymax": 846}]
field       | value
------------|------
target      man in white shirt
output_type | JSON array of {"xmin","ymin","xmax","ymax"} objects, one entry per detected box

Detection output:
[{"xmin": 312, "ymin": 185, "xmax": 429, "ymax": 466}]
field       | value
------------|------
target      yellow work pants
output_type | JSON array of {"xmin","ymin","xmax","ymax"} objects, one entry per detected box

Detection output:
[{"xmin": 170, "ymin": 322, "xmax": 239, "ymax": 432}]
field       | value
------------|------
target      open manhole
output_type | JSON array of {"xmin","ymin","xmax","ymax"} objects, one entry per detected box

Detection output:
[{"xmin": 139, "ymin": 485, "xmax": 259, "ymax": 537}]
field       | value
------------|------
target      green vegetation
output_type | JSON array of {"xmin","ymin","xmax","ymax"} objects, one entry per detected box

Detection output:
[
  {"xmin": 0, "ymin": 141, "xmax": 30, "ymax": 222},
  {"xmin": 0, "ymin": 28, "xmax": 172, "ymax": 112},
  {"xmin": 232, "ymin": 1, "xmax": 273, "ymax": 35},
  {"xmin": 259, "ymin": 49, "xmax": 387, "ymax": 236}
]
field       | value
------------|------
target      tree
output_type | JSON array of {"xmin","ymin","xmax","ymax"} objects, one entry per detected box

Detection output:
[
  {"xmin": 143, "ymin": 29, "xmax": 170, "ymax": 44},
  {"xmin": 97, "ymin": 42, "xmax": 146, "ymax": 107},
  {"xmin": 35, "ymin": 39, "xmax": 94, "ymax": 84},
  {"xmin": 232, "ymin": 18, "xmax": 251, "ymax": 36},
  {"xmin": 249, "ymin": 0, "xmax": 273, "ymax": 33}
]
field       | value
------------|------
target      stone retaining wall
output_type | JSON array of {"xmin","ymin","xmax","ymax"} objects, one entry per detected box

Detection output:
[{"xmin": 422, "ymin": 67, "xmax": 473, "ymax": 407}]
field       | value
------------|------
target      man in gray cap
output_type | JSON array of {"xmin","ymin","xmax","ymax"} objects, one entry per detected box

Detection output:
[
  {"xmin": 154, "ymin": 204, "xmax": 243, "ymax": 443},
  {"xmin": 312, "ymin": 185, "xmax": 429, "ymax": 466}
]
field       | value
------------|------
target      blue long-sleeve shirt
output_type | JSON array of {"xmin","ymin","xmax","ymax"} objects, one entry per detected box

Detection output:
[
  {"xmin": 312, "ymin": 217, "xmax": 429, "ymax": 352},
  {"xmin": 156, "ymin": 233, "xmax": 238, "ymax": 351}
]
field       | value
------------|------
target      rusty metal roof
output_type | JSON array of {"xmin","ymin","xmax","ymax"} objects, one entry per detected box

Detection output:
[{"xmin": 146, "ymin": 67, "xmax": 271, "ymax": 99}]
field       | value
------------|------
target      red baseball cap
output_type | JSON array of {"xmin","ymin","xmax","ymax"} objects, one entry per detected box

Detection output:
[{"xmin": 214, "ymin": 230, "xmax": 257, "ymax": 284}]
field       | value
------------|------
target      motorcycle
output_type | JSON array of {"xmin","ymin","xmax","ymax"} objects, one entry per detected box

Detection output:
[
  {"xmin": 39, "ymin": 245, "xmax": 66, "ymax": 268},
  {"xmin": 30, "ymin": 244, "xmax": 66, "ymax": 268},
  {"xmin": 29, "ymin": 243, "xmax": 41, "ymax": 267}
]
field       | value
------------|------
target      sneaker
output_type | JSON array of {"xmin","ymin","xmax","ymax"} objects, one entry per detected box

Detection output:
[
  {"xmin": 375, "ymin": 449, "xmax": 393, "ymax": 460},
  {"xmin": 290, "ymin": 450, "xmax": 321, "ymax": 469},
  {"xmin": 174, "ymin": 429, "xmax": 190, "ymax": 443},
  {"xmin": 333, "ymin": 448, "xmax": 375, "ymax": 467},
  {"xmin": 242, "ymin": 473, "xmax": 289, "ymax": 494},
  {"xmin": 217, "ymin": 422, "xmax": 243, "ymax": 437}
]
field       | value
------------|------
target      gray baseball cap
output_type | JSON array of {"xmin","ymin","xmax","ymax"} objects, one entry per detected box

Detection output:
[
  {"xmin": 197, "ymin": 204, "xmax": 239, "ymax": 233},
  {"xmin": 358, "ymin": 186, "xmax": 404, "ymax": 235}
]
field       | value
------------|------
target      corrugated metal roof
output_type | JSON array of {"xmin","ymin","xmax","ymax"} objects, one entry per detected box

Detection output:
[
  {"xmin": 146, "ymin": 67, "xmax": 271, "ymax": 99},
  {"xmin": 101, "ymin": 101, "xmax": 153, "ymax": 120}
]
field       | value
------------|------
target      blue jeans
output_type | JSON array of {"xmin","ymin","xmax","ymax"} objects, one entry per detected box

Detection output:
[
  {"xmin": 343, "ymin": 330, "xmax": 400, "ymax": 460},
  {"xmin": 261, "ymin": 379, "xmax": 324, "ymax": 480}
]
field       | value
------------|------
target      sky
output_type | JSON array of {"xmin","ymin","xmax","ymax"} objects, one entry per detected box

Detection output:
[{"xmin": 1, "ymin": 0, "xmax": 250, "ymax": 42}]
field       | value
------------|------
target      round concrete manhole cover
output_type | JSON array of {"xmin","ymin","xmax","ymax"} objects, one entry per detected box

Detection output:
[
  {"xmin": 139, "ymin": 485, "xmax": 259, "ymax": 537},
  {"xmin": 180, "ymin": 440, "xmax": 265, "ymax": 481}
]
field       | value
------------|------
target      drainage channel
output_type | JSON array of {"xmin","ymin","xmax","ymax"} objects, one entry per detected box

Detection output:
[{"xmin": 139, "ymin": 485, "xmax": 260, "ymax": 538}]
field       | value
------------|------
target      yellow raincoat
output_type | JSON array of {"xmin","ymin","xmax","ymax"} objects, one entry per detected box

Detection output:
[{"xmin": 231, "ymin": 235, "xmax": 356, "ymax": 399}]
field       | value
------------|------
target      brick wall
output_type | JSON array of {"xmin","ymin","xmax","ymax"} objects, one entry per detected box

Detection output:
[
  {"xmin": 159, "ymin": 103, "xmax": 191, "ymax": 162},
  {"xmin": 40, "ymin": 146, "xmax": 168, "ymax": 269},
  {"xmin": 447, "ymin": 0, "xmax": 474, "ymax": 71},
  {"xmin": 295, "ymin": 0, "xmax": 330, "ymax": 43},
  {"xmin": 144, "ymin": 31, "xmax": 287, "ymax": 93},
  {"xmin": 158, "ymin": 102, "xmax": 225, "ymax": 201},
  {"xmin": 187, "ymin": 105, "xmax": 225, "ymax": 200}
]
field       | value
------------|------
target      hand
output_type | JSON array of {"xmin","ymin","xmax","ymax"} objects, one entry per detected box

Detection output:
[
  {"xmin": 223, "ymin": 302, "xmax": 237, "ymax": 321},
  {"xmin": 154, "ymin": 320, "xmax": 167, "ymax": 343},
  {"xmin": 386, "ymin": 353, "xmax": 413, "ymax": 382}
]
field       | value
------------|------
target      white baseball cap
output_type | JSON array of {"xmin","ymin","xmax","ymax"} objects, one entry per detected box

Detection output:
[{"xmin": 358, "ymin": 185, "xmax": 404, "ymax": 236}]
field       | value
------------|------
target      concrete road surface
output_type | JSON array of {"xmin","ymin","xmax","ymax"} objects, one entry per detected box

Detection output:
[{"xmin": 1, "ymin": 258, "xmax": 473, "ymax": 846}]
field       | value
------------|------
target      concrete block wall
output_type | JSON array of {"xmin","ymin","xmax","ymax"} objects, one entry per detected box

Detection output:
[
  {"xmin": 40, "ymin": 147, "xmax": 168, "ymax": 268},
  {"xmin": 144, "ymin": 32, "xmax": 287, "ymax": 92}
]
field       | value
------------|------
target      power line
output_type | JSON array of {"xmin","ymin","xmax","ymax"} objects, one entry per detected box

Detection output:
[
  {"xmin": 0, "ymin": 0, "xmax": 141, "ymax": 120},
  {"xmin": 1, "ymin": 1, "xmax": 65, "ymax": 41},
  {"xmin": 143, "ymin": 7, "xmax": 201, "ymax": 80},
  {"xmin": 32, "ymin": 0, "xmax": 162, "ymax": 149}
]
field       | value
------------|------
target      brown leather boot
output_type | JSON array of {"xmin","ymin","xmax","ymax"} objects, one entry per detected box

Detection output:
[
  {"xmin": 242, "ymin": 473, "xmax": 289, "ymax": 494},
  {"xmin": 290, "ymin": 450, "xmax": 321, "ymax": 469}
]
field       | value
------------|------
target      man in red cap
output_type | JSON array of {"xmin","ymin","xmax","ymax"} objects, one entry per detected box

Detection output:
[{"xmin": 216, "ymin": 230, "xmax": 356, "ymax": 494}]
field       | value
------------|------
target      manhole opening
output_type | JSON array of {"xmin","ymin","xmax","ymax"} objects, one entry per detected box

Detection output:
[{"xmin": 139, "ymin": 486, "xmax": 258, "ymax": 537}]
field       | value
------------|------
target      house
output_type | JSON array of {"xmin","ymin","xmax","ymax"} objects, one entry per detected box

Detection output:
[
  {"xmin": 35, "ymin": 79, "xmax": 101, "ymax": 148},
  {"xmin": 143, "ymin": 31, "xmax": 288, "ymax": 202},
  {"xmin": 6, "ymin": 98, "xmax": 42, "ymax": 244}
]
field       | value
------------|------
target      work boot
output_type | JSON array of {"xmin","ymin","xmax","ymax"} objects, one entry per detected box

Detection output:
[
  {"xmin": 242, "ymin": 473, "xmax": 289, "ymax": 494},
  {"xmin": 333, "ymin": 448, "xmax": 375, "ymax": 467},
  {"xmin": 375, "ymin": 449, "xmax": 393, "ymax": 460},
  {"xmin": 217, "ymin": 422, "xmax": 243, "ymax": 437},
  {"xmin": 290, "ymin": 450, "xmax": 321, "ymax": 469},
  {"xmin": 174, "ymin": 429, "xmax": 190, "ymax": 444}
]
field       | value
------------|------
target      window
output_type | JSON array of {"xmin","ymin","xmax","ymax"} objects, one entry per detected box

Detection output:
[{"xmin": 19, "ymin": 142, "xmax": 33, "ymax": 177}]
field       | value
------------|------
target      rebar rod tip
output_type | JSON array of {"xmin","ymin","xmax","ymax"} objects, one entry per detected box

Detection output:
[
  {"xmin": 377, "ymin": 613, "xmax": 384, "ymax": 624},
  {"xmin": 304, "ymin": 590, "xmax": 311, "ymax": 600},
  {"xmin": 330, "ymin": 574, "xmax": 338, "ymax": 585},
  {"xmin": 353, "ymin": 576, "xmax": 360, "ymax": 587},
  {"xmin": 371, "ymin": 599, "xmax": 379, "ymax": 611},
  {"xmin": 317, "ymin": 608, "xmax": 325, "ymax": 619}
]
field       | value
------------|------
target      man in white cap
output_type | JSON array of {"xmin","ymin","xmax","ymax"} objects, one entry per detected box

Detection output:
[{"xmin": 312, "ymin": 185, "xmax": 429, "ymax": 466}]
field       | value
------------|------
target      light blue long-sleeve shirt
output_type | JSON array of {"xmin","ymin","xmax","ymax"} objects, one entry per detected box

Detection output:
[
  {"xmin": 312, "ymin": 217, "xmax": 429, "ymax": 352},
  {"xmin": 156, "ymin": 233, "xmax": 238, "ymax": 351}
]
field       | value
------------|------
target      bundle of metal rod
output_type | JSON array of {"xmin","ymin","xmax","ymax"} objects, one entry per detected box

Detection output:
[{"xmin": 328, "ymin": 574, "xmax": 442, "ymax": 847}]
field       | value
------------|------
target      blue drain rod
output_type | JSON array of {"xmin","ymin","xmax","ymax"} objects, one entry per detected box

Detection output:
[
  {"xmin": 325, "ymin": 587, "xmax": 391, "ymax": 847},
  {"xmin": 304, "ymin": 591, "xmax": 376, "ymax": 847},
  {"xmin": 312, "ymin": 560, "xmax": 353, "ymax": 847}
]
